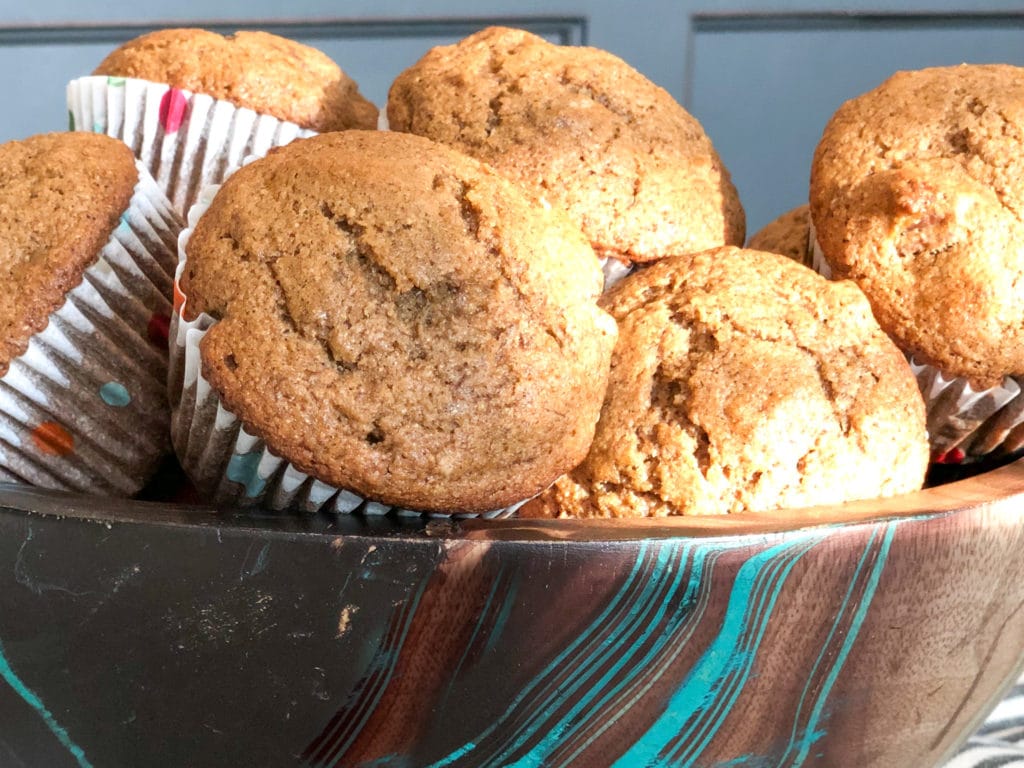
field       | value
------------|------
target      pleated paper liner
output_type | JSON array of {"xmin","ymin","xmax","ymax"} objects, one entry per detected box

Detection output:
[
  {"xmin": 67, "ymin": 75, "xmax": 315, "ymax": 219},
  {"xmin": 169, "ymin": 183, "xmax": 524, "ymax": 519},
  {"xmin": 0, "ymin": 163, "xmax": 181, "ymax": 495},
  {"xmin": 808, "ymin": 219, "xmax": 1024, "ymax": 463},
  {"xmin": 601, "ymin": 256, "xmax": 636, "ymax": 290}
]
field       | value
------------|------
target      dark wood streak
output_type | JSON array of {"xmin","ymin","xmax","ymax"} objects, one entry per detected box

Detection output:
[{"xmin": 929, "ymin": 592, "xmax": 1024, "ymax": 752}]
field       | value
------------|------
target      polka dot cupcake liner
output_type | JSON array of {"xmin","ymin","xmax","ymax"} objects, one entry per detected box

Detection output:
[
  {"xmin": 168, "ymin": 183, "xmax": 523, "ymax": 519},
  {"xmin": 0, "ymin": 162, "xmax": 181, "ymax": 494},
  {"xmin": 66, "ymin": 75, "xmax": 315, "ymax": 220},
  {"xmin": 809, "ymin": 220, "xmax": 1024, "ymax": 464}
]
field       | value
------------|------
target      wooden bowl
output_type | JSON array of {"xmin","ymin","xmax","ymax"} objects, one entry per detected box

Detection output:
[{"xmin": 1, "ymin": 458, "xmax": 1023, "ymax": 767}]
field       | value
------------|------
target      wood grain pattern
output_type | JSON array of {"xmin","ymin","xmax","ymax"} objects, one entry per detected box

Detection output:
[{"xmin": 0, "ymin": 460, "xmax": 1020, "ymax": 765}]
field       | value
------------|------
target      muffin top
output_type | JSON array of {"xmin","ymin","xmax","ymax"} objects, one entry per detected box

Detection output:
[
  {"xmin": 182, "ymin": 130, "xmax": 618, "ymax": 513},
  {"xmin": 810, "ymin": 64, "xmax": 1024, "ymax": 387},
  {"xmin": 0, "ymin": 132, "xmax": 137, "ymax": 375},
  {"xmin": 747, "ymin": 204, "xmax": 811, "ymax": 267},
  {"xmin": 387, "ymin": 26, "xmax": 745, "ymax": 264},
  {"xmin": 522, "ymin": 246, "xmax": 929, "ymax": 518},
  {"xmin": 93, "ymin": 28, "xmax": 379, "ymax": 132}
]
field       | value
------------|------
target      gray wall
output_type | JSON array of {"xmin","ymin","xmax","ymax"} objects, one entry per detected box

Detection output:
[{"xmin": 2, "ymin": 2, "xmax": 1024, "ymax": 235}]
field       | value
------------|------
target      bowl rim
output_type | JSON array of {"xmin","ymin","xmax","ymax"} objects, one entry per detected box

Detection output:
[{"xmin": 0, "ymin": 456, "xmax": 1021, "ymax": 544}]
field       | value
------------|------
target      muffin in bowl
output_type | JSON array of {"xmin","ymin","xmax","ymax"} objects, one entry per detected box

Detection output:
[
  {"xmin": 524, "ymin": 246, "xmax": 929, "ymax": 518},
  {"xmin": 172, "ymin": 130, "xmax": 618, "ymax": 515},
  {"xmin": 388, "ymin": 26, "xmax": 745, "ymax": 283},
  {"xmin": 0, "ymin": 131, "xmax": 181, "ymax": 494},
  {"xmin": 809, "ymin": 64, "xmax": 1024, "ymax": 463},
  {"xmin": 68, "ymin": 28, "xmax": 378, "ymax": 217}
]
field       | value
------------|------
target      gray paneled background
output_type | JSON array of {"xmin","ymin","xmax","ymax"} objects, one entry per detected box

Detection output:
[{"xmin": 2, "ymin": 3, "xmax": 1024, "ymax": 235}]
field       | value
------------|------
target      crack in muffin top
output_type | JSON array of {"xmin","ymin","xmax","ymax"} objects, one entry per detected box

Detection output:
[
  {"xmin": 387, "ymin": 26, "xmax": 745, "ymax": 264},
  {"xmin": 523, "ymin": 247, "xmax": 929, "ymax": 518}
]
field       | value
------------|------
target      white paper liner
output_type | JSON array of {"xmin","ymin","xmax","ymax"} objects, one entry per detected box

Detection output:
[
  {"xmin": 169, "ymin": 182, "xmax": 524, "ymax": 518},
  {"xmin": 809, "ymin": 217, "xmax": 1023, "ymax": 462},
  {"xmin": 600, "ymin": 256, "xmax": 636, "ymax": 290},
  {"xmin": 961, "ymin": 386, "xmax": 1024, "ymax": 458},
  {"xmin": 807, "ymin": 218, "xmax": 834, "ymax": 279},
  {"xmin": 0, "ymin": 162, "xmax": 181, "ymax": 494},
  {"xmin": 67, "ymin": 75, "xmax": 316, "ymax": 219}
]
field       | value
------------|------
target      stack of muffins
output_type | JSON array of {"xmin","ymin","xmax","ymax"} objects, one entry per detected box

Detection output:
[{"xmin": 14, "ymin": 23, "xmax": 1015, "ymax": 520}]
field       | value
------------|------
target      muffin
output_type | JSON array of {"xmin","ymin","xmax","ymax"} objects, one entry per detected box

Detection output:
[
  {"xmin": 68, "ymin": 28, "xmax": 378, "ymax": 218},
  {"xmin": 747, "ymin": 204, "xmax": 812, "ymax": 266},
  {"xmin": 387, "ymin": 26, "xmax": 744, "ymax": 277},
  {"xmin": 522, "ymin": 247, "xmax": 929, "ymax": 518},
  {"xmin": 809, "ymin": 64, "xmax": 1024, "ymax": 462},
  {"xmin": 0, "ymin": 132, "xmax": 181, "ymax": 494},
  {"xmin": 171, "ymin": 130, "xmax": 618, "ymax": 515}
]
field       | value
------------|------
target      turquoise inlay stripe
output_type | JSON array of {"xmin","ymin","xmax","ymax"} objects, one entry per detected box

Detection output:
[
  {"xmin": 439, "ymin": 566, "xmax": 510, "ymax": 711},
  {"xmin": 611, "ymin": 533, "xmax": 822, "ymax": 768},
  {"xmin": 427, "ymin": 541, "xmax": 660, "ymax": 768},
  {"xmin": 476, "ymin": 544, "xmax": 682, "ymax": 767},
  {"xmin": 790, "ymin": 522, "xmax": 897, "ymax": 765},
  {"xmin": 482, "ymin": 572, "xmax": 518, "ymax": 656},
  {"xmin": 657, "ymin": 539, "xmax": 808, "ymax": 767},
  {"xmin": 356, "ymin": 755, "xmax": 414, "ymax": 768},
  {"xmin": 555, "ymin": 547, "xmax": 722, "ymax": 767},
  {"xmin": 779, "ymin": 526, "xmax": 882, "ymax": 765},
  {"xmin": 499, "ymin": 544, "xmax": 691, "ymax": 768},
  {"xmin": 665, "ymin": 537, "xmax": 820, "ymax": 766},
  {"xmin": 0, "ymin": 638, "xmax": 93, "ymax": 767},
  {"xmin": 548, "ymin": 546, "xmax": 707, "ymax": 766},
  {"xmin": 507, "ymin": 540, "xmax": 765, "ymax": 768},
  {"xmin": 311, "ymin": 575, "xmax": 432, "ymax": 767}
]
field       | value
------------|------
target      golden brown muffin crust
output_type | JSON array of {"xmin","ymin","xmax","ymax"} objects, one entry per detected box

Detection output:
[
  {"xmin": 388, "ymin": 26, "xmax": 744, "ymax": 264},
  {"xmin": 182, "ymin": 130, "xmax": 617, "ymax": 513},
  {"xmin": 810, "ymin": 64, "xmax": 1024, "ymax": 387},
  {"xmin": 747, "ymin": 204, "xmax": 811, "ymax": 266},
  {"xmin": 522, "ymin": 247, "xmax": 929, "ymax": 518},
  {"xmin": 94, "ymin": 28, "xmax": 378, "ymax": 132},
  {"xmin": 0, "ymin": 132, "xmax": 137, "ymax": 375}
]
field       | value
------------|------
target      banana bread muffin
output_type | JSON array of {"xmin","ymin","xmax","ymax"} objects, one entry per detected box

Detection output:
[
  {"xmin": 810, "ymin": 64, "xmax": 1024, "ymax": 389},
  {"xmin": 387, "ymin": 26, "xmax": 744, "ymax": 266},
  {"xmin": 176, "ymin": 130, "xmax": 618, "ymax": 513},
  {"xmin": 522, "ymin": 246, "xmax": 929, "ymax": 518},
  {"xmin": 0, "ymin": 133, "xmax": 137, "ymax": 370},
  {"xmin": 92, "ymin": 28, "xmax": 378, "ymax": 132},
  {"xmin": 0, "ymin": 131, "xmax": 180, "ymax": 494},
  {"xmin": 810, "ymin": 64, "xmax": 1024, "ymax": 462},
  {"xmin": 71, "ymin": 28, "xmax": 378, "ymax": 218},
  {"xmin": 747, "ymin": 204, "xmax": 812, "ymax": 267}
]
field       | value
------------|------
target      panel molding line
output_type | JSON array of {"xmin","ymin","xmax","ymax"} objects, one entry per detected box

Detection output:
[{"xmin": 0, "ymin": 16, "xmax": 588, "ymax": 46}]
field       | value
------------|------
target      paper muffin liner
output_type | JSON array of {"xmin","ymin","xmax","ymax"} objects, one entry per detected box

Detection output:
[
  {"xmin": 0, "ymin": 162, "xmax": 181, "ymax": 495},
  {"xmin": 808, "ymin": 218, "xmax": 1024, "ymax": 463},
  {"xmin": 67, "ymin": 75, "xmax": 316, "ymax": 219},
  {"xmin": 600, "ymin": 256, "xmax": 637, "ymax": 290},
  {"xmin": 169, "ymin": 183, "xmax": 524, "ymax": 518}
]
